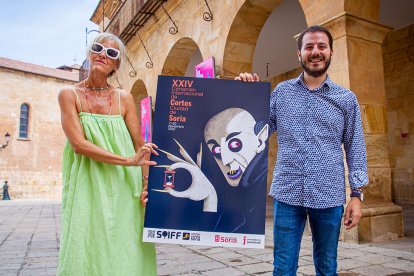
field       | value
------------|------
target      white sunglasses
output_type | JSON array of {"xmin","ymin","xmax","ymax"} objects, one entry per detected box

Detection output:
[{"xmin": 91, "ymin": 42, "xmax": 120, "ymax": 60}]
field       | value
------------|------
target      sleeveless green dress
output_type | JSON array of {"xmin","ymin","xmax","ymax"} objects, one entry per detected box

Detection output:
[{"xmin": 57, "ymin": 90, "xmax": 156, "ymax": 276}]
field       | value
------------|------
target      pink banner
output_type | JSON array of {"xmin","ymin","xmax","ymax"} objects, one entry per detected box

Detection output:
[
  {"xmin": 140, "ymin": 96, "xmax": 152, "ymax": 143},
  {"xmin": 194, "ymin": 56, "xmax": 215, "ymax": 78}
]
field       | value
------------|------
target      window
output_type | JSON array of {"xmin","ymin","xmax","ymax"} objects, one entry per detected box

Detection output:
[{"xmin": 19, "ymin": 104, "xmax": 29, "ymax": 139}]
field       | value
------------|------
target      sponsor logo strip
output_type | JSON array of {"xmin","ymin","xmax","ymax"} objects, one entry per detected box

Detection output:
[{"xmin": 143, "ymin": 228, "xmax": 264, "ymax": 249}]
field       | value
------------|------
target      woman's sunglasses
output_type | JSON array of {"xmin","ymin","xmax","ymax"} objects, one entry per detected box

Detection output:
[{"xmin": 90, "ymin": 43, "xmax": 120, "ymax": 60}]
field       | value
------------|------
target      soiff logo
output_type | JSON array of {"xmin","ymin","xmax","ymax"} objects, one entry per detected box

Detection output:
[{"xmin": 183, "ymin": 232, "xmax": 190, "ymax": 240}]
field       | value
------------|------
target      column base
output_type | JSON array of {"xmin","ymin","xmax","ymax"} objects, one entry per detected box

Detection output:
[{"xmin": 341, "ymin": 202, "xmax": 404, "ymax": 243}]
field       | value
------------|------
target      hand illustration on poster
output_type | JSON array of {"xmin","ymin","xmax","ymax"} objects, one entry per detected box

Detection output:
[{"xmin": 154, "ymin": 139, "xmax": 218, "ymax": 212}]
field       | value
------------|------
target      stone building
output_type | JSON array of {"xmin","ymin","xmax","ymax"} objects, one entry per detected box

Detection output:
[
  {"xmin": 0, "ymin": 0, "xmax": 411, "ymax": 244},
  {"xmin": 89, "ymin": 0, "xmax": 413, "ymax": 243},
  {"xmin": 0, "ymin": 57, "xmax": 79, "ymax": 199}
]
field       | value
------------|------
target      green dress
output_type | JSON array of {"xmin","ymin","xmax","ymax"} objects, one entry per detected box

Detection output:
[{"xmin": 58, "ymin": 90, "xmax": 156, "ymax": 276}]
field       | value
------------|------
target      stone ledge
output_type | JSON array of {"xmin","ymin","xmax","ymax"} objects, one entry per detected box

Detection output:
[{"xmin": 362, "ymin": 203, "xmax": 403, "ymax": 217}]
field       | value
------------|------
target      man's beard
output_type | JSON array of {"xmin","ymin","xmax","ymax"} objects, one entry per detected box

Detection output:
[{"xmin": 300, "ymin": 55, "xmax": 331, "ymax": 78}]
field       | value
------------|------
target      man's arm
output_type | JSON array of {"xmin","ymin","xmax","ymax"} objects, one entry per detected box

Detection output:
[
  {"xmin": 343, "ymin": 94, "xmax": 369, "ymax": 190},
  {"xmin": 343, "ymin": 94, "xmax": 369, "ymax": 230}
]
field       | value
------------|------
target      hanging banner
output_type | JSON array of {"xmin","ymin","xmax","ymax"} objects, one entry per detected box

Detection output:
[
  {"xmin": 143, "ymin": 76, "xmax": 270, "ymax": 248},
  {"xmin": 140, "ymin": 96, "xmax": 152, "ymax": 143},
  {"xmin": 194, "ymin": 56, "xmax": 215, "ymax": 78}
]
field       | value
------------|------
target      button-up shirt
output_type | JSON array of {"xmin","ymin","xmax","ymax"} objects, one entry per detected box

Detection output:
[{"xmin": 269, "ymin": 73, "xmax": 368, "ymax": 208}]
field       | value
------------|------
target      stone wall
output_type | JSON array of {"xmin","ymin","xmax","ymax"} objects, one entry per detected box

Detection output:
[
  {"xmin": 0, "ymin": 68, "xmax": 76, "ymax": 199},
  {"xmin": 383, "ymin": 24, "xmax": 414, "ymax": 204}
]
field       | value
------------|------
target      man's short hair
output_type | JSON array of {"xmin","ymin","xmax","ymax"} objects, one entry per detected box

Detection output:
[{"xmin": 297, "ymin": 25, "xmax": 333, "ymax": 50}]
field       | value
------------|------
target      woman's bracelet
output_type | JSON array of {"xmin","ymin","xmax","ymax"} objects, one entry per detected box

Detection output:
[{"xmin": 142, "ymin": 175, "xmax": 149, "ymax": 180}]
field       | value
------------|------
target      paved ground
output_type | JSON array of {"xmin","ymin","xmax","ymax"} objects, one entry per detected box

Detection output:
[{"xmin": 1, "ymin": 199, "xmax": 414, "ymax": 276}]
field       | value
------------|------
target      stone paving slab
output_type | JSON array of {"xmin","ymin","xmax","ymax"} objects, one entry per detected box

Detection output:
[
  {"xmin": 1, "ymin": 200, "xmax": 414, "ymax": 276},
  {"xmin": 350, "ymin": 265, "xmax": 404, "ymax": 276}
]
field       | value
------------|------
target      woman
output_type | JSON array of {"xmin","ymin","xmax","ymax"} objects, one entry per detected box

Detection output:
[{"xmin": 57, "ymin": 32, "xmax": 157, "ymax": 275}]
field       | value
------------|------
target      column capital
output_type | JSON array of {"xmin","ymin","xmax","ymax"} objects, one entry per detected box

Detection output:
[
  {"xmin": 321, "ymin": 12, "xmax": 393, "ymax": 44},
  {"xmin": 299, "ymin": 0, "xmax": 381, "ymax": 27}
]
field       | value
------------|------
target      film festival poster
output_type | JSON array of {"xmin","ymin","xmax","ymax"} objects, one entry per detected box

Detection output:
[{"xmin": 143, "ymin": 76, "xmax": 270, "ymax": 248}]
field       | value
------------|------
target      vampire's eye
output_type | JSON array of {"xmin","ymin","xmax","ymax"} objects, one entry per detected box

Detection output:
[
  {"xmin": 211, "ymin": 145, "xmax": 222, "ymax": 159},
  {"xmin": 228, "ymin": 138, "xmax": 242, "ymax": 153}
]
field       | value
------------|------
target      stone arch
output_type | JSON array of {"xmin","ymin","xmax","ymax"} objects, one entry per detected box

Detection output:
[
  {"xmin": 222, "ymin": 0, "xmax": 308, "ymax": 78},
  {"xmin": 161, "ymin": 37, "xmax": 202, "ymax": 76},
  {"xmin": 130, "ymin": 79, "xmax": 148, "ymax": 117},
  {"xmin": 222, "ymin": 0, "xmax": 286, "ymax": 76}
]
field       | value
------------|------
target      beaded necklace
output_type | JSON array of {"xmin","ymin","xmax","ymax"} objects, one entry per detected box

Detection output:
[
  {"xmin": 84, "ymin": 82, "xmax": 112, "ymax": 116},
  {"xmin": 86, "ymin": 85, "xmax": 110, "ymax": 91}
]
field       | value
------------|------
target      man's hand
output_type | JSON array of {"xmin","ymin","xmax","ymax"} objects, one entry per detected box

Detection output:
[
  {"xmin": 344, "ymin": 197, "xmax": 362, "ymax": 230},
  {"xmin": 235, "ymin": 72, "xmax": 260, "ymax": 82}
]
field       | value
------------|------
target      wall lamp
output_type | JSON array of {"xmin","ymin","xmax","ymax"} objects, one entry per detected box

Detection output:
[{"xmin": 0, "ymin": 132, "xmax": 11, "ymax": 150}]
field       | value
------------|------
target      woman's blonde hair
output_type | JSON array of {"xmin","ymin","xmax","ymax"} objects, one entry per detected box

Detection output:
[{"xmin": 86, "ymin": 32, "xmax": 126, "ymax": 75}]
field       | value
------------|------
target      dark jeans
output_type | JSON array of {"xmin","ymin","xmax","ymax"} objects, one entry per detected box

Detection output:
[{"xmin": 273, "ymin": 200, "xmax": 344, "ymax": 276}]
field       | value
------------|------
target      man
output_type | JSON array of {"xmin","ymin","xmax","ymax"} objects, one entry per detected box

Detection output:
[{"xmin": 236, "ymin": 25, "xmax": 368, "ymax": 275}]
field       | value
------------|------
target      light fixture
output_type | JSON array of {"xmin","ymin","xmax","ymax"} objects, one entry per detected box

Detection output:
[{"xmin": 0, "ymin": 132, "xmax": 11, "ymax": 150}]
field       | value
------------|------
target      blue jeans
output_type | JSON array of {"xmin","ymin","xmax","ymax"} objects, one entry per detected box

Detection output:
[{"xmin": 273, "ymin": 200, "xmax": 344, "ymax": 276}]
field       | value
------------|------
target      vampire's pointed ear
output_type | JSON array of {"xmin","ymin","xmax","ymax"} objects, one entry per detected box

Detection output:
[{"xmin": 256, "ymin": 124, "xmax": 269, "ymax": 153}]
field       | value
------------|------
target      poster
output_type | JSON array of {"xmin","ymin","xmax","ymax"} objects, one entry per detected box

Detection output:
[
  {"xmin": 143, "ymin": 76, "xmax": 270, "ymax": 248},
  {"xmin": 140, "ymin": 96, "xmax": 152, "ymax": 143},
  {"xmin": 194, "ymin": 56, "xmax": 215, "ymax": 78}
]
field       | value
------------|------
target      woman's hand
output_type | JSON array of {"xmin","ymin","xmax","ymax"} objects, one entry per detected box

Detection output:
[
  {"xmin": 140, "ymin": 187, "xmax": 149, "ymax": 207},
  {"xmin": 127, "ymin": 143, "xmax": 159, "ymax": 166},
  {"xmin": 131, "ymin": 144, "xmax": 157, "ymax": 206},
  {"xmin": 140, "ymin": 175, "xmax": 149, "ymax": 207}
]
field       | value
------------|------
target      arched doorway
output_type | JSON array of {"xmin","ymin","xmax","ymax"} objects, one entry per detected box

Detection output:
[
  {"xmin": 161, "ymin": 37, "xmax": 203, "ymax": 77},
  {"xmin": 222, "ymin": 0, "xmax": 307, "ymax": 80}
]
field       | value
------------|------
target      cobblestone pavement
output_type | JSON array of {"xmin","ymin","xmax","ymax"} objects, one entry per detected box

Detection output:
[{"xmin": 1, "ymin": 200, "xmax": 414, "ymax": 276}]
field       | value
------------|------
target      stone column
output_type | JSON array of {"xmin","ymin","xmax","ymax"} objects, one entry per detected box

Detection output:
[{"xmin": 300, "ymin": 0, "xmax": 403, "ymax": 242}]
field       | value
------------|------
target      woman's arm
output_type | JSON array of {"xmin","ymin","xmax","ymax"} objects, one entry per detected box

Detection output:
[
  {"xmin": 58, "ymin": 87, "xmax": 156, "ymax": 166},
  {"xmin": 122, "ymin": 90, "xmax": 144, "ymax": 151},
  {"xmin": 122, "ymin": 90, "xmax": 152, "ymax": 205},
  {"xmin": 122, "ymin": 90, "xmax": 151, "ymax": 174}
]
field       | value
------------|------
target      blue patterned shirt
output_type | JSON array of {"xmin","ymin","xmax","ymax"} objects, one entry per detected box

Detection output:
[{"xmin": 269, "ymin": 73, "xmax": 369, "ymax": 208}]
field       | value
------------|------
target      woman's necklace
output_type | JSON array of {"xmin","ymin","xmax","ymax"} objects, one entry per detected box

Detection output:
[
  {"xmin": 86, "ymin": 85, "xmax": 110, "ymax": 91},
  {"xmin": 84, "ymin": 82, "xmax": 112, "ymax": 116}
]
